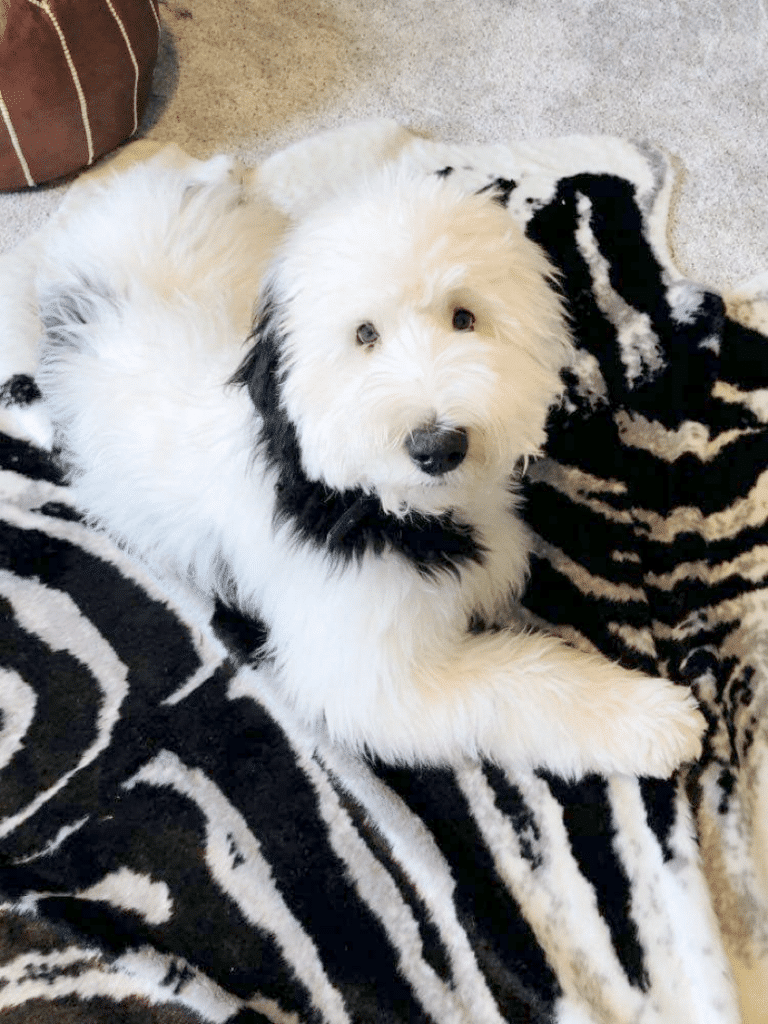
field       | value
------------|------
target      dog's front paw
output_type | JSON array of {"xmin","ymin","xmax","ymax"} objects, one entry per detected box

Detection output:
[{"xmin": 606, "ymin": 676, "xmax": 705, "ymax": 778}]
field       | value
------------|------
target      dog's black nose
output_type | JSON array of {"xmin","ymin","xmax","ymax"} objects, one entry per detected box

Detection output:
[{"xmin": 406, "ymin": 425, "xmax": 469, "ymax": 476}]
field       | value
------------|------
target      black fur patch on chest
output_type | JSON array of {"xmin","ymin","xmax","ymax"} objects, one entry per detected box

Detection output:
[{"xmin": 230, "ymin": 298, "xmax": 485, "ymax": 578}]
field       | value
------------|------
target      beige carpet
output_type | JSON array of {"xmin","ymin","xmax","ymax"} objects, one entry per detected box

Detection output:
[{"xmin": 1, "ymin": 0, "xmax": 767, "ymax": 293}]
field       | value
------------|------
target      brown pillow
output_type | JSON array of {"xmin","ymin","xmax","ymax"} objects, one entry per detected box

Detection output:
[{"xmin": 0, "ymin": 0, "xmax": 160, "ymax": 190}]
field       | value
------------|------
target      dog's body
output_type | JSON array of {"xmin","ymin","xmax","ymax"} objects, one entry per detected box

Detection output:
[{"xmin": 33, "ymin": 148, "xmax": 704, "ymax": 778}]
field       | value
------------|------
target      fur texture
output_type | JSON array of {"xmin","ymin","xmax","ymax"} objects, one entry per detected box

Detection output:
[{"xmin": 35, "ymin": 150, "xmax": 704, "ymax": 778}]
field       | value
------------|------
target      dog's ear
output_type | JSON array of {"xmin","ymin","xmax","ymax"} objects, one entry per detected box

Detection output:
[
  {"xmin": 230, "ymin": 290, "xmax": 307, "ymax": 493},
  {"xmin": 229, "ymin": 292, "xmax": 286, "ymax": 417}
]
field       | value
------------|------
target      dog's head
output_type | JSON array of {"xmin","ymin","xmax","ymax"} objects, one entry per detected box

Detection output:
[{"xmin": 235, "ymin": 168, "xmax": 572, "ymax": 517}]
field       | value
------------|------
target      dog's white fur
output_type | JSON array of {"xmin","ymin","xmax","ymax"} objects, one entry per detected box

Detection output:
[{"xmin": 32, "ymin": 148, "xmax": 703, "ymax": 778}]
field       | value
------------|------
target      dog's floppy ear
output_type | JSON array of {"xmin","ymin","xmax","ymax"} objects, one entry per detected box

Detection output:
[
  {"xmin": 230, "ymin": 288, "xmax": 305, "ymax": 481},
  {"xmin": 230, "ymin": 290, "xmax": 285, "ymax": 419}
]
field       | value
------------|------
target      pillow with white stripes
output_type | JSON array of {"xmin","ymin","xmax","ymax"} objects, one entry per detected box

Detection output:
[{"xmin": 0, "ymin": 0, "xmax": 160, "ymax": 190}]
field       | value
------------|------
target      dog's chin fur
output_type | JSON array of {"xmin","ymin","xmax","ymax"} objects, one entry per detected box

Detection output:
[{"xmin": 34, "ymin": 147, "xmax": 705, "ymax": 779}]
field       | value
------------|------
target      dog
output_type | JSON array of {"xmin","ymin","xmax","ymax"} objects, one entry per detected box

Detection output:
[{"xmin": 34, "ymin": 147, "xmax": 704, "ymax": 778}]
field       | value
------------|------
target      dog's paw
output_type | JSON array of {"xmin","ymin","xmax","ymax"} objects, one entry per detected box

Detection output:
[{"xmin": 602, "ymin": 675, "xmax": 705, "ymax": 779}]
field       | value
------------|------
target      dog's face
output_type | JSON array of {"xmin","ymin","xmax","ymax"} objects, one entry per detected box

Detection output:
[{"xmin": 243, "ymin": 170, "xmax": 572, "ymax": 516}]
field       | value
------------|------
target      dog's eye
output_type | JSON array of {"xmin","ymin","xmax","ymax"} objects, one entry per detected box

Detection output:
[
  {"xmin": 356, "ymin": 322, "xmax": 380, "ymax": 348},
  {"xmin": 452, "ymin": 307, "xmax": 475, "ymax": 331}
]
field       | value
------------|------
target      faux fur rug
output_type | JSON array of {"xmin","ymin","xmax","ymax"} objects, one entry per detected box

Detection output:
[{"xmin": 2, "ymin": 123, "xmax": 768, "ymax": 1023}]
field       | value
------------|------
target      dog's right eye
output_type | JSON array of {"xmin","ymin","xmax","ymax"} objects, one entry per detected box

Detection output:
[
  {"xmin": 452, "ymin": 307, "xmax": 476, "ymax": 331},
  {"xmin": 356, "ymin": 322, "xmax": 380, "ymax": 348}
]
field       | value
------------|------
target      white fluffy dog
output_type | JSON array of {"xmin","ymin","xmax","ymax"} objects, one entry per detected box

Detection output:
[{"xmin": 34, "ymin": 149, "xmax": 704, "ymax": 778}]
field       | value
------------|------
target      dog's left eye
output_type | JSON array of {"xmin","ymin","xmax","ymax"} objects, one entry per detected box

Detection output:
[
  {"xmin": 356, "ymin": 322, "xmax": 380, "ymax": 348},
  {"xmin": 452, "ymin": 307, "xmax": 475, "ymax": 331}
]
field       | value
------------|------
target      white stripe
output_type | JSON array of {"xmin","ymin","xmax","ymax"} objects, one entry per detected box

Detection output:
[
  {"xmin": 28, "ymin": 0, "xmax": 94, "ymax": 164},
  {"xmin": 78, "ymin": 867, "xmax": 172, "ymax": 925},
  {"xmin": 0, "ymin": 946, "xmax": 237, "ymax": 1021},
  {"xmin": 117, "ymin": 949, "xmax": 241, "ymax": 1022},
  {"xmin": 104, "ymin": 0, "xmax": 140, "ymax": 134},
  {"xmin": 11, "ymin": 816, "xmax": 90, "ymax": 864},
  {"xmin": 0, "ymin": 668, "xmax": 36, "ymax": 770},
  {"xmin": 615, "ymin": 409, "xmax": 757, "ymax": 464},
  {"xmin": 646, "ymin": 543, "xmax": 768, "ymax": 592},
  {"xmin": 0, "ymin": 87, "xmax": 34, "ymax": 186},
  {"xmin": 633, "ymin": 466, "xmax": 768, "ymax": 544},
  {"xmin": 525, "ymin": 459, "xmax": 632, "ymax": 522}
]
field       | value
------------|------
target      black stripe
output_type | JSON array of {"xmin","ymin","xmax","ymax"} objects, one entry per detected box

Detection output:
[
  {"xmin": 373, "ymin": 763, "xmax": 560, "ymax": 1022},
  {"xmin": 617, "ymin": 433, "xmax": 768, "ymax": 518},
  {"xmin": 524, "ymin": 554, "xmax": 658, "ymax": 674},
  {"xmin": 32, "ymin": 784, "xmax": 317, "ymax": 1017},
  {"xmin": 642, "ymin": 521, "xmax": 768, "ymax": 576},
  {"xmin": 638, "ymin": 778, "xmax": 680, "ymax": 864},
  {"xmin": 539, "ymin": 403, "xmax": 628, "ymax": 485},
  {"xmin": 540, "ymin": 773, "xmax": 649, "ymax": 991},
  {"xmin": 0, "ymin": 432, "xmax": 64, "ymax": 483},
  {"xmin": 0, "ymin": 518, "xmax": 204, "ymax": 703},
  {"xmin": 36, "ymin": 500, "xmax": 83, "ymax": 523},
  {"xmin": 482, "ymin": 765, "xmax": 543, "ymax": 869},
  {"xmin": 0, "ymin": 595, "xmax": 101, "ymax": 820},
  {"xmin": 207, "ymin": 690, "xmax": 438, "ymax": 1024},
  {"xmin": 720, "ymin": 315, "xmax": 768, "ymax": 390},
  {"xmin": 527, "ymin": 177, "xmax": 649, "ymax": 411},
  {"xmin": 646, "ymin": 570, "xmax": 768, "ymax": 630},
  {"xmin": 524, "ymin": 479, "xmax": 643, "ymax": 586},
  {"xmin": 227, "ymin": 1010, "xmax": 274, "ymax": 1024}
]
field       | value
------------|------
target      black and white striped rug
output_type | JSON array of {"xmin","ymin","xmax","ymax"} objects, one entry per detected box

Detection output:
[{"xmin": 1, "ymin": 125, "xmax": 765, "ymax": 1023}]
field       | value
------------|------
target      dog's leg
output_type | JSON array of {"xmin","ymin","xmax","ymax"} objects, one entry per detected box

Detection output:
[{"xmin": 359, "ymin": 630, "xmax": 704, "ymax": 778}]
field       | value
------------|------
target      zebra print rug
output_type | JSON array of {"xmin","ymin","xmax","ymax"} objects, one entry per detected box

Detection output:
[{"xmin": 1, "ymin": 124, "xmax": 766, "ymax": 1023}]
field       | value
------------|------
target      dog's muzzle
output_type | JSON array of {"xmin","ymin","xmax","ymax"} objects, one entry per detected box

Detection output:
[{"xmin": 406, "ymin": 425, "xmax": 469, "ymax": 476}]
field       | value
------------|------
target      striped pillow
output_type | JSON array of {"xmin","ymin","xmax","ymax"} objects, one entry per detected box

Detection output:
[{"xmin": 0, "ymin": 0, "xmax": 160, "ymax": 190}]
